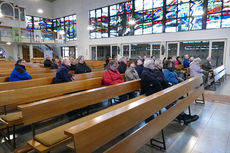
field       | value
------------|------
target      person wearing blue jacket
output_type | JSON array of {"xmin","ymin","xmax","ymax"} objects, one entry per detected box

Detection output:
[
  {"xmin": 9, "ymin": 59, "xmax": 32, "ymax": 82},
  {"xmin": 163, "ymin": 60, "xmax": 179, "ymax": 85},
  {"xmin": 183, "ymin": 54, "xmax": 190, "ymax": 68},
  {"xmin": 55, "ymin": 58, "xmax": 75, "ymax": 83}
]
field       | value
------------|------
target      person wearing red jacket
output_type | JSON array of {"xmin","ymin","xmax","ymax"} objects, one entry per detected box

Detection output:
[{"xmin": 103, "ymin": 60, "xmax": 127, "ymax": 102}]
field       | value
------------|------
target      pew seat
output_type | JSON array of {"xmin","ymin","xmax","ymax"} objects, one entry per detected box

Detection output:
[
  {"xmin": 26, "ymin": 95, "xmax": 146, "ymax": 152},
  {"xmin": 1, "ymin": 112, "xmax": 22, "ymax": 122}
]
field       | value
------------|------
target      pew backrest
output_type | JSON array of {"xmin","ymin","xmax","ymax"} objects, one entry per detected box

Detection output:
[
  {"xmin": 64, "ymin": 76, "xmax": 203, "ymax": 153},
  {"xmin": 18, "ymin": 79, "xmax": 140, "ymax": 125}
]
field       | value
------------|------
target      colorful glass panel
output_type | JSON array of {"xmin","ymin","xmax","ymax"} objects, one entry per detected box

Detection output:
[
  {"xmin": 153, "ymin": 0, "xmax": 163, "ymax": 7},
  {"xmin": 222, "ymin": 11, "xmax": 230, "ymax": 27},
  {"xmin": 26, "ymin": 16, "xmax": 33, "ymax": 29},
  {"xmin": 166, "ymin": 0, "xmax": 177, "ymax": 5},
  {"xmin": 166, "ymin": 5, "xmax": 178, "ymax": 19},
  {"xmin": 135, "ymin": 0, "xmax": 143, "ymax": 11},
  {"xmin": 144, "ymin": 0, "xmax": 153, "ymax": 10},
  {"xmin": 153, "ymin": 20, "xmax": 163, "ymax": 33},
  {"xmin": 206, "ymin": 13, "xmax": 221, "ymax": 29},
  {"xmin": 165, "ymin": 19, "xmax": 177, "ymax": 32},
  {"xmin": 177, "ymin": 17, "xmax": 189, "ymax": 31},
  {"xmin": 208, "ymin": 0, "xmax": 222, "ymax": 14},
  {"xmin": 178, "ymin": 3, "xmax": 189, "ymax": 18},
  {"xmin": 189, "ymin": 16, "xmax": 202, "ymax": 30},
  {"xmin": 153, "ymin": 7, "xmax": 163, "ymax": 21},
  {"xmin": 190, "ymin": 0, "xmax": 204, "ymax": 16},
  {"xmin": 223, "ymin": 0, "xmax": 230, "ymax": 12}
]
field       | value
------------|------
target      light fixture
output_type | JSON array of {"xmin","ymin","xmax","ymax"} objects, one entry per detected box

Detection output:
[
  {"xmin": 6, "ymin": 42, "xmax": 11, "ymax": 45},
  {"xmin": 59, "ymin": 30, "xmax": 65, "ymax": 35},
  {"xmin": 87, "ymin": 25, "xmax": 94, "ymax": 31},
  {"xmin": 128, "ymin": 19, "xmax": 136, "ymax": 25},
  {"xmin": 37, "ymin": 9, "xmax": 44, "ymax": 14}
]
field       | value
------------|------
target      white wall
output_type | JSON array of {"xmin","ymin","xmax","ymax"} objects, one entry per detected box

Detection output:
[
  {"xmin": 0, "ymin": 44, "xmax": 17, "ymax": 61},
  {"xmin": 3, "ymin": 0, "xmax": 54, "ymax": 18}
]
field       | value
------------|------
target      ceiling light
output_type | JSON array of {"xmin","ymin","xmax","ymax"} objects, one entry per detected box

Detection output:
[
  {"xmin": 87, "ymin": 25, "xmax": 94, "ymax": 31},
  {"xmin": 37, "ymin": 9, "xmax": 44, "ymax": 14},
  {"xmin": 59, "ymin": 30, "xmax": 65, "ymax": 35},
  {"xmin": 128, "ymin": 19, "xmax": 136, "ymax": 25},
  {"xmin": 6, "ymin": 42, "xmax": 11, "ymax": 45}
]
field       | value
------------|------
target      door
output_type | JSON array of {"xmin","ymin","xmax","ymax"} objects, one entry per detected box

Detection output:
[
  {"xmin": 210, "ymin": 40, "xmax": 226, "ymax": 67},
  {"xmin": 167, "ymin": 42, "xmax": 179, "ymax": 58},
  {"xmin": 91, "ymin": 46, "xmax": 97, "ymax": 60}
]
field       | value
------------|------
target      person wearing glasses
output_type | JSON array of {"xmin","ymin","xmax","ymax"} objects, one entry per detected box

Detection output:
[{"xmin": 9, "ymin": 59, "xmax": 32, "ymax": 82}]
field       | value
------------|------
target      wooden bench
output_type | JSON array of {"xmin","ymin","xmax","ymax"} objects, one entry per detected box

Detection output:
[
  {"xmin": 0, "ymin": 71, "xmax": 104, "ymax": 91},
  {"xmin": 17, "ymin": 79, "xmax": 142, "ymax": 153},
  {"xmin": 64, "ymin": 76, "xmax": 204, "ymax": 153},
  {"xmin": 0, "ymin": 72, "xmax": 56, "ymax": 82},
  {"xmin": 206, "ymin": 65, "xmax": 226, "ymax": 90},
  {"xmin": 0, "ymin": 77, "xmax": 108, "ymax": 148}
]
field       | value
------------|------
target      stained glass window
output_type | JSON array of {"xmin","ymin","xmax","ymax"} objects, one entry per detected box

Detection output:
[
  {"xmin": 102, "ymin": 7, "xmax": 109, "ymax": 38},
  {"xmin": 167, "ymin": 0, "xmax": 177, "ymax": 6},
  {"xmin": 134, "ymin": 11, "xmax": 144, "ymax": 35},
  {"xmin": 223, "ymin": 0, "xmax": 230, "ymax": 12},
  {"xmin": 166, "ymin": 5, "xmax": 178, "ymax": 19},
  {"xmin": 165, "ymin": 19, "xmax": 177, "ymax": 32},
  {"xmin": 190, "ymin": 0, "xmax": 204, "ymax": 16},
  {"xmin": 144, "ymin": 0, "xmax": 153, "ymax": 10},
  {"xmin": 178, "ymin": 3, "xmax": 189, "ymax": 18},
  {"xmin": 222, "ymin": 12, "xmax": 230, "ymax": 27},
  {"xmin": 143, "ymin": 9, "xmax": 153, "ymax": 34},
  {"xmin": 153, "ymin": 20, "xmax": 163, "ymax": 33},
  {"xmin": 178, "ymin": 17, "xmax": 189, "ymax": 31},
  {"xmin": 189, "ymin": 16, "xmax": 203, "ymax": 30},
  {"xmin": 208, "ymin": 0, "xmax": 222, "ymax": 14},
  {"xmin": 153, "ymin": 0, "xmax": 163, "ymax": 7},
  {"xmin": 26, "ymin": 16, "xmax": 33, "ymax": 29},
  {"xmin": 95, "ymin": 9, "xmax": 102, "ymax": 38},
  {"xmin": 33, "ymin": 17, "xmax": 40, "ymax": 30},
  {"xmin": 206, "ymin": 13, "xmax": 221, "ymax": 29}
]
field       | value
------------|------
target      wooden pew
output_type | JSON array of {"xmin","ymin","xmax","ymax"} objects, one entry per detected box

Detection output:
[
  {"xmin": 17, "ymin": 79, "xmax": 143, "ymax": 152},
  {"xmin": 0, "ymin": 71, "xmax": 104, "ymax": 91},
  {"xmin": 0, "ymin": 72, "xmax": 56, "ymax": 82},
  {"xmin": 0, "ymin": 77, "xmax": 106, "ymax": 149},
  {"xmin": 207, "ymin": 65, "xmax": 226, "ymax": 90},
  {"xmin": 64, "ymin": 76, "xmax": 204, "ymax": 153}
]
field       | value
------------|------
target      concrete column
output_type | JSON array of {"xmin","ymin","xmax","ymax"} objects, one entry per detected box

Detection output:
[
  {"xmin": 18, "ymin": 45, "xmax": 23, "ymax": 59},
  {"xmin": 29, "ymin": 44, "xmax": 33, "ymax": 61},
  {"xmin": 12, "ymin": 44, "xmax": 18, "ymax": 61}
]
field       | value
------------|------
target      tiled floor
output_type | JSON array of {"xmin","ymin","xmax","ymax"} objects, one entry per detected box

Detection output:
[{"xmin": 0, "ymin": 76, "xmax": 230, "ymax": 153}]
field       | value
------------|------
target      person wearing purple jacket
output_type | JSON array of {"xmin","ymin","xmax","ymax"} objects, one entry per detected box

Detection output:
[{"xmin": 190, "ymin": 58, "xmax": 208, "ymax": 84}]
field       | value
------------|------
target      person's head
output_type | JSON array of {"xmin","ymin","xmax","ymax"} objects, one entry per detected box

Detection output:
[
  {"xmin": 120, "ymin": 56, "xmax": 127, "ymax": 63},
  {"xmin": 151, "ymin": 56, "xmax": 156, "ymax": 61},
  {"xmin": 144, "ymin": 56, "xmax": 147, "ymax": 59},
  {"xmin": 167, "ymin": 57, "xmax": 172, "ymax": 61},
  {"xmin": 207, "ymin": 57, "xmax": 211, "ymax": 62},
  {"xmin": 176, "ymin": 56, "xmax": 181, "ymax": 62},
  {"xmin": 184, "ymin": 54, "xmax": 189, "ymax": 59},
  {"xmin": 16, "ymin": 59, "xmax": 26, "ymax": 66},
  {"xmin": 52, "ymin": 58, "xmax": 56, "ymax": 63},
  {"xmin": 155, "ymin": 59, "xmax": 163, "ymax": 69},
  {"xmin": 194, "ymin": 58, "xmax": 201, "ymax": 64},
  {"xmin": 108, "ymin": 60, "xmax": 118, "ymax": 71},
  {"xmin": 137, "ymin": 59, "xmax": 143, "ymax": 66},
  {"xmin": 128, "ymin": 60, "xmax": 136, "ymax": 68},
  {"xmin": 163, "ymin": 57, "xmax": 167, "ymax": 64},
  {"xmin": 70, "ymin": 57, "xmax": 76, "ymax": 65},
  {"xmin": 46, "ymin": 55, "xmax": 50, "ymax": 60},
  {"xmin": 62, "ymin": 58, "xmax": 71, "ymax": 67},
  {"xmin": 172, "ymin": 56, "xmax": 176, "ymax": 62},
  {"xmin": 164, "ymin": 60, "xmax": 173, "ymax": 70},
  {"xmin": 144, "ymin": 58, "xmax": 155, "ymax": 69},
  {"xmin": 77, "ymin": 56, "xmax": 85, "ymax": 64},
  {"xmin": 189, "ymin": 56, "xmax": 194, "ymax": 61}
]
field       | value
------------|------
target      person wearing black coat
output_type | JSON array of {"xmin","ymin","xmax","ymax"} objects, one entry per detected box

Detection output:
[
  {"xmin": 55, "ymin": 58, "xmax": 75, "ymax": 83},
  {"xmin": 44, "ymin": 56, "xmax": 52, "ymax": 68},
  {"xmin": 50, "ymin": 59, "xmax": 58, "ymax": 69},
  {"xmin": 75, "ymin": 56, "xmax": 91, "ymax": 74},
  {"xmin": 135, "ymin": 59, "xmax": 144, "ymax": 77},
  {"xmin": 117, "ymin": 57, "xmax": 127, "ymax": 74}
]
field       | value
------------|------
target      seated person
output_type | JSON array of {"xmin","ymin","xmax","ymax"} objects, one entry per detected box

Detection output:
[
  {"xmin": 190, "ymin": 58, "xmax": 204, "ymax": 77},
  {"xmin": 9, "ymin": 59, "xmax": 32, "ymax": 82},
  {"xmin": 175, "ymin": 56, "xmax": 182, "ymax": 65},
  {"xmin": 141, "ymin": 58, "xmax": 163, "ymax": 96},
  {"xmin": 183, "ymin": 54, "xmax": 190, "ymax": 68},
  {"xmin": 117, "ymin": 56, "xmax": 127, "ymax": 74},
  {"xmin": 135, "ymin": 59, "xmax": 144, "ymax": 77},
  {"xmin": 44, "ymin": 55, "xmax": 52, "ymax": 68},
  {"xmin": 190, "ymin": 58, "xmax": 208, "ymax": 84},
  {"xmin": 75, "ymin": 56, "xmax": 91, "ymax": 74},
  {"xmin": 69, "ymin": 57, "xmax": 76, "ymax": 71},
  {"xmin": 125, "ymin": 60, "xmax": 139, "ymax": 99},
  {"xmin": 202, "ymin": 57, "xmax": 212, "ymax": 71},
  {"xmin": 55, "ymin": 58, "xmax": 75, "ymax": 83},
  {"xmin": 163, "ymin": 60, "xmax": 180, "ymax": 85},
  {"xmin": 50, "ymin": 58, "xmax": 58, "ymax": 69},
  {"xmin": 103, "ymin": 60, "xmax": 127, "ymax": 102}
]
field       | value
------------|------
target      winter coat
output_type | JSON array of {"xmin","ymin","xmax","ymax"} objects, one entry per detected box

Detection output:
[
  {"xmin": 202, "ymin": 60, "xmax": 212, "ymax": 71},
  {"xmin": 183, "ymin": 59, "xmax": 190, "ymax": 68},
  {"xmin": 70, "ymin": 64, "xmax": 76, "ymax": 71},
  {"xmin": 141, "ymin": 68, "xmax": 163, "ymax": 96},
  {"xmin": 135, "ymin": 65, "xmax": 144, "ymax": 77},
  {"xmin": 9, "ymin": 65, "xmax": 32, "ymax": 82},
  {"xmin": 125, "ymin": 67, "xmax": 139, "ymax": 81},
  {"xmin": 44, "ymin": 59, "xmax": 52, "ymax": 68},
  {"xmin": 190, "ymin": 62, "xmax": 204, "ymax": 77},
  {"xmin": 51, "ymin": 63, "xmax": 58, "ymax": 69},
  {"xmin": 75, "ymin": 62, "xmax": 91, "ymax": 74},
  {"xmin": 163, "ymin": 69, "xmax": 179, "ymax": 84},
  {"xmin": 152, "ymin": 68, "xmax": 171, "ymax": 89},
  {"xmin": 103, "ymin": 69, "xmax": 124, "ymax": 85},
  {"xmin": 55, "ymin": 64, "xmax": 73, "ymax": 83},
  {"xmin": 117, "ymin": 61, "xmax": 127, "ymax": 74}
]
